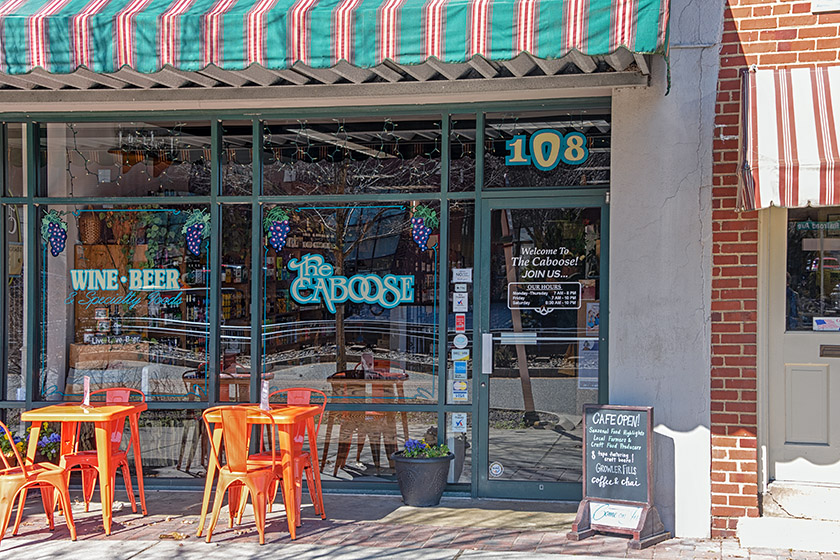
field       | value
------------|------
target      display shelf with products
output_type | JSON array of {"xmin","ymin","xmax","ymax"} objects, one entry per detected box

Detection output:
[{"xmin": 71, "ymin": 242, "xmax": 209, "ymax": 368}]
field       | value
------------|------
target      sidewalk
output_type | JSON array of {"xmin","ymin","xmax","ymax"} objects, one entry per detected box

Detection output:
[{"xmin": 1, "ymin": 490, "xmax": 838, "ymax": 559}]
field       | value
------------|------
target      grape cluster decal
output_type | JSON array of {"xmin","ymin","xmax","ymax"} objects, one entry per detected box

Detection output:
[
  {"xmin": 411, "ymin": 206, "xmax": 438, "ymax": 251},
  {"xmin": 265, "ymin": 207, "xmax": 291, "ymax": 251},
  {"xmin": 182, "ymin": 210, "xmax": 210, "ymax": 256},
  {"xmin": 42, "ymin": 210, "xmax": 68, "ymax": 257}
]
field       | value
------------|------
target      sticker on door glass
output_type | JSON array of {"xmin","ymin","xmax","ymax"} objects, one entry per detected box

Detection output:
[
  {"xmin": 452, "ymin": 268, "xmax": 472, "ymax": 283},
  {"xmin": 453, "ymin": 334, "xmax": 469, "ymax": 348},
  {"xmin": 489, "ymin": 462, "xmax": 504, "ymax": 478},
  {"xmin": 451, "ymin": 349, "xmax": 469, "ymax": 361},
  {"xmin": 814, "ymin": 317, "xmax": 840, "ymax": 331},
  {"xmin": 507, "ymin": 282, "xmax": 581, "ymax": 315},
  {"xmin": 452, "ymin": 293, "xmax": 468, "ymax": 312},
  {"xmin": 453, "ymin": 360, "xmax": 468, "ymax": 379},
  {"xmin": 451, "ymin": 413, "xmax": 468, "ymax": 433}
]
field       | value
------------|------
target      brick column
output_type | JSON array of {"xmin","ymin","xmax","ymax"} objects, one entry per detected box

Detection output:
[{"xmin": 711, "ymin": 0, "xmax": 840, "ymax": 538}]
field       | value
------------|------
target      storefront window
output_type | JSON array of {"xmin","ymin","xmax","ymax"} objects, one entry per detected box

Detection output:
[
  {"xmin": 5, "ymin": 124, "xmax": 26, "ymax": 196},
  {"xmin": 320, "ymin": 412, "xmax": 438, "ymax": 483},
  {"xmin": 445, "ymin": 412, "xmax": 471, "ymax": 484},
  {"xmin": 37, "ymin": 205, "xmax": 210, "ymax": 402},
  {"xmin": 447, "ymin": 201, "xmax": 474, "ymax": 404},
  {"xmin": 450, "ymin": 116, "xmax": 476, "ymax": 192},
  {"xmin": 220, "ymin": 204, "xmax": 252, "ymax": 402},
  {"xmin": 786, "ymin": 207, "xmax": 840, "ymax": 331},
  {"xmin": 262, "ymin": 202, "xmax": 440, "ymax": 404},
  {"xmin": 484, "ymin": 110, "xmax": 610, "ymax": 189},
  {"xmin": 43, "ymin": 122, "xmax": 211, "ymax": 197},
  {"xmin": 223, "ymin": 121, "xmax": 252, "ymax": 196},
  {"xmin": 262, "ymin": 117, "xmax": 441, "ymax": 195},
  {"xmin": 5, "ymin": 205, "xmax": 25, "ymax": 400}
]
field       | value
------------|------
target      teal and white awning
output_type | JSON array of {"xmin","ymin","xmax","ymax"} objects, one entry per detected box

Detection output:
[{"xmin": 0, "ymin": 0, "xmax": 669, "ymax": 76}]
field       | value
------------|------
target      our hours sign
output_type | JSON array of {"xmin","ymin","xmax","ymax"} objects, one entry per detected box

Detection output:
[{"xmin": 567, "ymin": 405, "xmax": 670, "ymax": 549}]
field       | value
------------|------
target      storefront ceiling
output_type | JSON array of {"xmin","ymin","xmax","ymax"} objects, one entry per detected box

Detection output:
[{"xmin": 0, "ymin": 0, "xmax": 667, "ymax": 96}]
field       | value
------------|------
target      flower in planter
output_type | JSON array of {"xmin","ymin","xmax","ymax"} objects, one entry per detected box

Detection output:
[
  {"xmin": 37, "ymin": 431, "xmax": 62, "ymax": 462},
  {"xmin": 401, "ymin": 438, "xmax": 450, "ymax": 458},
  {"xmin": 0, "ymin": 422, "xmax": 62, "ymax": 462}
]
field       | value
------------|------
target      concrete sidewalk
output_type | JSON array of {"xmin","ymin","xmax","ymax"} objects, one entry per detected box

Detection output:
[{"xmin": 1, "ymin": 490, "xmax": 838, "ymax": 559}]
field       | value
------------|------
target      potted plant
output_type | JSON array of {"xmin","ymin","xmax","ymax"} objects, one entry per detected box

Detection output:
[
  {"xmin": 0, "ymin": 422, "xmax": 61, "ymax": 465},
  {"xmin": 391, "ymin": 438, "xmax": 453, "ymax": 507}
]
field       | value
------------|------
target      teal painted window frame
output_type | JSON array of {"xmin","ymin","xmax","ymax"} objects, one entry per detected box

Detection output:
[{"xmin": 0, "ymin": 98, "xmax": 610, "ymax": 497}]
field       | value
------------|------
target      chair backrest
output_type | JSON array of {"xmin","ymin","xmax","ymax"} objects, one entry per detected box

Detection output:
[
  {"xmin": 202, "ymin": 406, "xmax": 276, "ymax": 474},
  {"xmin": 89, "ymin": 387, "xmax": 146, "ymax": 452},
  {"xmin": 0, "ymin": 420, "xmax": 29, "ymax": 476},
  {"xmin": 268, "ymin": 388, "xmax": 328, "ymax": 443}
]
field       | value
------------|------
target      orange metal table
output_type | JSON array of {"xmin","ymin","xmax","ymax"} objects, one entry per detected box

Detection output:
[
  {"xmin": 21, "ymin": 401, "xmax": 148, "ymax": 535},
  {"xmin": 197, "ymin": 404, "xmax": 321, "ymax": 540}
]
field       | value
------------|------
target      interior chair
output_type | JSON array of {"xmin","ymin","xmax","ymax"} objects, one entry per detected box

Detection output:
[
  {"xmin": 0, "ymin": 420, "xmax": 76, "ymax": 545},
  {"xmin": 202, "ymin": 406, "xmax": 278, "ymax": 545}
]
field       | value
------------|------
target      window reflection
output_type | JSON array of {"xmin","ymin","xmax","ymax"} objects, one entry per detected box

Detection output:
[
  {"xmin": 262, "ymin": 203, "xmax": 440, "ymax": 403},
  {"xmin": 39, "ymin": 205, "xmax": 209, "ymax": 402},
  {"xmin": 263, "ymin": 118, "xmax": 441, "ymax": 195},
  {"xmin": 787, "ymin": 207, "xmax": 840, "ymax": 330},
  {"xmin": 43, "ymin": 122, "xmax": 211, "ymax": 198}
]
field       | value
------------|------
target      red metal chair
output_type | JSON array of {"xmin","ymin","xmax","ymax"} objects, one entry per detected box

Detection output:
[
  {"xmin": 60, "ymin": 388, "xmax": 145, "ymax": 514},
  {"xmin": 236, "ymin": 388, "xmax": 327, "ymax": 525},
  {"xmin": 0, "ymin": 420, "xmax": 76, "ymax": 545},
  {"xmin": 202, "ymin": 406, "xmax": 279, "ymax": 545}
]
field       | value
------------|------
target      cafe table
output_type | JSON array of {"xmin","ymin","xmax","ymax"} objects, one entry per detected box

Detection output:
[
  {"xmin": 196, "ymin": 404, "xmax": 321, "ymax": 541},
  {"xmin": 21, "ymin": 401, "xmax": 148, "ymax": 535}
]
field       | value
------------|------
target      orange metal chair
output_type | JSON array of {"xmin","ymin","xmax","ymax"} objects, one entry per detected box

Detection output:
[
  {"xmin": 202, "ymin": 406, "xmax": 279, "ymax": 545},
  {"xmin": 237, "ymin": 388, "xmax": 327, "ymax": 524},
  {"xmin": 0, "ymin": 420, "xmax": 76, "ymax": 545},
  {"xmin": 60, "ymin": 388, "xmax": 145, "ymax": 514}
]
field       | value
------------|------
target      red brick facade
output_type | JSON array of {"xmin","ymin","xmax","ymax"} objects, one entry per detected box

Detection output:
[{"xmin": 712, "ymin": 0, "xmax": 840, "ymax": 537}]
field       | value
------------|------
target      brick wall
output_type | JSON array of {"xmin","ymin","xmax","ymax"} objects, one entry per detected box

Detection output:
[{"xmin": 711, "ymin": 0, "xmax": 840, "ymax": 538}]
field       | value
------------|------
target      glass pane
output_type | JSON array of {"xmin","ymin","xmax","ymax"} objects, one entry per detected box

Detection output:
[
  {"xmin": 319, "ymin": 411, "xmax": 437, "ymax": 482},
  {"xmin": 38, "ymin": 205, "xmax": 210, "ymax": 402},
  {"xmin": 484, "ymin": 110, "xmax": 611, "ymax": 188},
  {"xmin": 446, "ymin": 412, "xmax": 472, "ymax": 483},
  {"xmin": 138, "ymin": 410, "xmax": 209, "ymax": 478},
  {"xmin": 262, "ymin": 202, "xmax": 440, "ymax": 403},
  {"xmin": 263, "ymin": 117, "xmax": 441, "ymax": 195},
  {"xmin": 786, "ymin": 207, "xmax": 840, "ymax": 330},
  {"xmin": 447, "ymin": 200, "xmax": 474, "ymax": 404},
  {"xmin": 43, "ymin": 122, "xmax": 211, "ymax": 197},
  {"xmin": 487, "ymin": 207, "xmax": 601, "ymax": 482},
  {"xmin": 220, "ymin": 204, "xmax": 252, "ymax": 402},
  {"xmin": 5, "ymin": 206, "xmax": 26, "ymax": 400},
  {"xmin": 5, "ymin": 123, "xmax": 26, "ymax": 196},
  {"xmin": 223, "ymin": 121, "xmax": 252, "ymax": 195},
  {"xmin": 450, "ymin": 115, "xmax": 476, "ymax": 192}
]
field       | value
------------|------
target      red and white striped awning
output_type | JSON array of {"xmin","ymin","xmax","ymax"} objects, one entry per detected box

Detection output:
[{"xmin": 739, "ymin": 67, "xmax": 840, "ymax": 210}]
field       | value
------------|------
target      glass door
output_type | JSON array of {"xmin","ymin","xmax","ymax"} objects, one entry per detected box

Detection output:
[{"xmin": 476, "ymin": 196, "xmax": 608, "ymax": 499}]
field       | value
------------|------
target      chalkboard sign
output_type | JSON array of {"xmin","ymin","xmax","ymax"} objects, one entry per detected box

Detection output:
[
  {"xmin": 584, "ymin": 404, "xmax": 650, "ymax": 504},
  {"xmin": 568, "ymin": 404, "xmax": 669, "ymax": 549}
]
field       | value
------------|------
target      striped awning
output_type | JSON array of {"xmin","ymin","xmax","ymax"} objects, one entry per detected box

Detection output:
[
  {"xmin": 739, "ymin": 67, "xmax": 840, "ymax": 210},
  {"xmin": 0, "ymin": 0, "xmax": 669, "ymax": 76}
]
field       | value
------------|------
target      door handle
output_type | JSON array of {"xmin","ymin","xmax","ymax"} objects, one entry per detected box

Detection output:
[{"xmin": 482, "ymin": 333, "xmax": 493, "ymax": 375}]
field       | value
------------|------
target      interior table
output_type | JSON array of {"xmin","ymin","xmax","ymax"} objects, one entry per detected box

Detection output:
[{"xmin": 21, "ymin": 401, "xmax": 148, "ymax": 535}]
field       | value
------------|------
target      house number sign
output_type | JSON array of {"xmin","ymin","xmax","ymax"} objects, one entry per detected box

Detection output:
[{"xmin": 505, "ymin": 129, "xmax": 589, "ymax": 170}]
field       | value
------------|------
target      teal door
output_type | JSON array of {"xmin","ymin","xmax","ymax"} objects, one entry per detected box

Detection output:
[{"xmin": 476, "ymin": 194, "xmax": 608, "ymax": 500}]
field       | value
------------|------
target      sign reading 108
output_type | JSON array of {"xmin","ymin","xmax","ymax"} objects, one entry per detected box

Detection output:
[{"xmin": 504, "ymin": 129, "xmax": 589, "ymax": 170}]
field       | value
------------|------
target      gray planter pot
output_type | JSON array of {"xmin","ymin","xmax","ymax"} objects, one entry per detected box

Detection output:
[{"xmin": 391, "ymin": 452, "xmax": 454, "ymax": 507}]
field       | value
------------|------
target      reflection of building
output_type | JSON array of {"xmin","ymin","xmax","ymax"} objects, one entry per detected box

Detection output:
[{"xmin": 0, "ymin": 0, "xmax": 727, "ymax": 541}]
